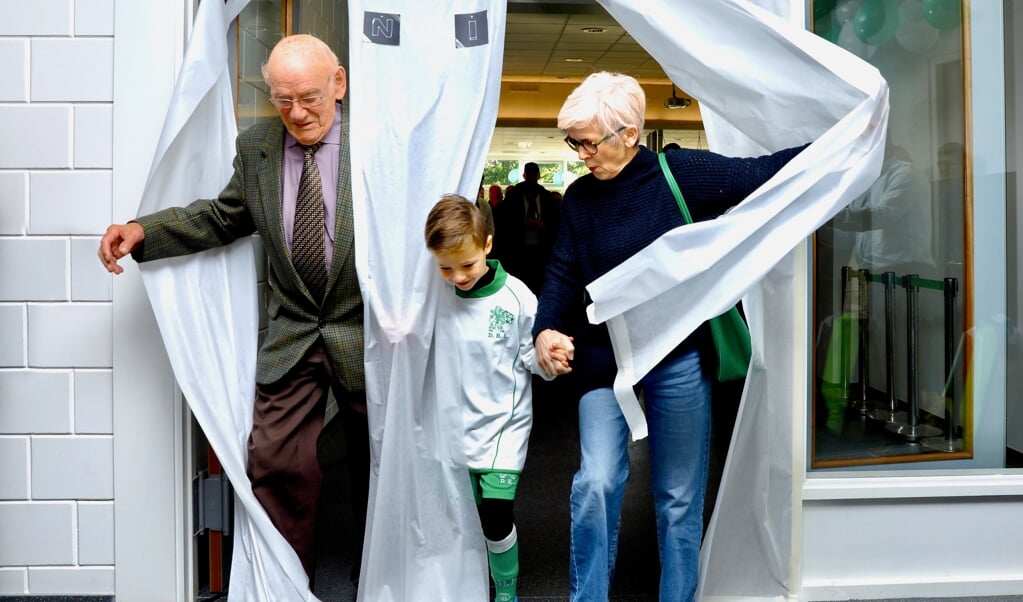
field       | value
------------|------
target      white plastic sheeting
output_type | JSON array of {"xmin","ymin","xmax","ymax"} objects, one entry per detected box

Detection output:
[
  {"xmin": 136, "ymin": 0, "xmax": 317, "ymax": 598},
  {"xmin": 136, "ymin": 0, "xmax": 507, "ymax": 598},
  {"xmin": 132, "ymin": 0, "xmax": 885, "ymax": 600},
  {"xmin": 347, "ymin": 2, "xmax": 507, "ymax": 600},
  {"xmin": 588, "ymin": 1, "xmax": 888, "ymax": 600}
]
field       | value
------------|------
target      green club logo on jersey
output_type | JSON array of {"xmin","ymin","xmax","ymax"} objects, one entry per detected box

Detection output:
[{"xmin": 488, "ymin": 306, "xmax": 515, "ymax": 338}]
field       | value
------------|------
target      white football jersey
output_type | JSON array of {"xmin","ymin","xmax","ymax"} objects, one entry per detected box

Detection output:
[{"xmin": 434, "ymin": 260, "xmax": 548, "ymax": 471}]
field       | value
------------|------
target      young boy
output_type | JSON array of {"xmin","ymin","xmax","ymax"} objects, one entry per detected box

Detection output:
[{"xmin": 424, "ymin": 194, "xmax": 553, "ymax": 602}]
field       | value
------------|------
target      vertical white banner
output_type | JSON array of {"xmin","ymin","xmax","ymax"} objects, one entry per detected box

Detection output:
[{"xmin": 347, "ymin": 2, "xmax": 507, "ymax": 600}]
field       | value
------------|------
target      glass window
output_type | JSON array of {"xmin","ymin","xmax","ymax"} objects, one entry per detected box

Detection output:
[
  {"xmin": 482, "ymin": 159, "xmax": 521, "ymax": 187},
  {"xmin": 810, "ymin": 0, "xmax": 971, "ymax": 468},
  {"xmin": 236, "ymin": 0, "xmax": 284, "ymax": 132},
  {"xmin": 534, "ymin": 161, "xmax": 563, "ymax": 187},
  {"xmin": 1002, "ymin": 1, "xmax": 1023, "ymax": 468}
]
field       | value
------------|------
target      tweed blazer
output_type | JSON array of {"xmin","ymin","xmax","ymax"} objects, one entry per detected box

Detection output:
[{"xmin": 133, "ymin": 106, "xmax": 364, "ymax": 390}]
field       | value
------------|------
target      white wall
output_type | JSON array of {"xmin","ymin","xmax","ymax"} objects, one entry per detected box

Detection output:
[
  {"xmin": 801, "ymin": 476, "xmax": 1023, "ymax": 600},
  {"xmin": 0, "ymin": 0, "xmax": 116, "ymax": 595},
  {"xmin": 111, "ymin": 1, "xmax": 193, "ymax": 600}
]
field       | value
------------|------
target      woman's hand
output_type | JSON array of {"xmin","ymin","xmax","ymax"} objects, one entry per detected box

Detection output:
[{"xmin": 536, "ymin": 329, "xmax": 574, "ymax": 377}]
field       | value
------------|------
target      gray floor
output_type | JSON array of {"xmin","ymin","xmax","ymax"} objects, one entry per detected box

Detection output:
[
  {"xmin": 303, "ymin": 377, "xmax": 1020, "ymax": 602},
  {"xmin": 311, "ymin": 376, "xmax": 666, "ymax": 602}
]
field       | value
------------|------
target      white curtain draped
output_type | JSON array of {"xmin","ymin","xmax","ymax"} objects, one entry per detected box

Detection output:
[
  {"xmin": 137, "ymin": 0, "xmax": 507, "ymax": 599},
  {"xmin": 590, "ymin": 1, "xmax": 888, "ymax": 599},
  {"xmin": 136, "ymin": 0, "xmax": 316, "ymax": 598},
  {"xmin": 135, "ymin": 0, "xmax": 884, "ymax": 599},
  {"xmin": 347, "ymin": 1, "xmax": 507, "ymax": 600}
]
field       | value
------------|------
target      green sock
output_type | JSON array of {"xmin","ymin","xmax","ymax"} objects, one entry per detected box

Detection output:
[{"xmin": 486, "ymin": 527, "xmax": 519, "ymax": 602}]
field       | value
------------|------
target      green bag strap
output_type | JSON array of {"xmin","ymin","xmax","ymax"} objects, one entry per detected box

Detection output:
[{"xmin": 658, "ymin": 152, "xmax": 694, "ymax": 224}]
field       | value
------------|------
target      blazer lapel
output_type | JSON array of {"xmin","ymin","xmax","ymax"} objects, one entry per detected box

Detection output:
[
  {"xmin": 258, "ymin": 120, "xmax": 286, "ymax": 245},
  {"xmin": 327, "ymin": 103, "xmax": 355, "ymax": 291}
]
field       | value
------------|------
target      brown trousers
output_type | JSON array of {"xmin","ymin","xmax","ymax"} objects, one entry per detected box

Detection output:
[{"xmin": 246, "ymin": 343, "xmax": 369, "ymax": 580}]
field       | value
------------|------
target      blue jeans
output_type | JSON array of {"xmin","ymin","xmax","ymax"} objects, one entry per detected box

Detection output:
[{"xmin": 569, "ymin": 348, "xmax": 711, "ymax": 602}]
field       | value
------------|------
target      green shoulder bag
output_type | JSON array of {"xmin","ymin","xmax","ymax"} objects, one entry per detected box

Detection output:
[{"xmin": 658, "ymin": 152, "xmax": 752, "ymax": 381}]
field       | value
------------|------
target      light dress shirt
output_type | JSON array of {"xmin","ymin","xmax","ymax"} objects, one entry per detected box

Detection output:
[{"xmin": 281, "ymin": 103, "xmax": 342, "ymax": 269}]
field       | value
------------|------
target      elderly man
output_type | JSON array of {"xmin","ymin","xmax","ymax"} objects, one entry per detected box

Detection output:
[{"xmin": 98, "ymin": 34, "xmax": 368, "ymax": 582}]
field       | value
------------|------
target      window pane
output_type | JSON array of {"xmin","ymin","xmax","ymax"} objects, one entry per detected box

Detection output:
[
  {"xmin": 810, "ymin": 0, "xmax": 969, "ymax": 468},
  {"xmin": 237, "ymin": 0, "xmax": 284, "ymax": 132}
]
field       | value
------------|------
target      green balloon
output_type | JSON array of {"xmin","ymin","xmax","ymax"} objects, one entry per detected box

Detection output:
[
  {"xmin": 854, "ymin": 0, "xmax": 884, "ymax": 39},
  {"xmin": 855, "ymin": 0, "xmax": 899, "ymax": 45},
  {"xmin": 922, "ymin": 0, "xmax": 961, "ymax": 30}
]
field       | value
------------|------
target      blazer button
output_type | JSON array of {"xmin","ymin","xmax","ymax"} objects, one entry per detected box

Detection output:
[{"xmin": 318, "ymin": 318, "xmax": 326, "ymax": 328}]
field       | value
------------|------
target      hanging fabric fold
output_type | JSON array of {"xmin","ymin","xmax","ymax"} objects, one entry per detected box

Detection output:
[
  {"xmin": 347, "ymin": 2, "xmax": 507, "ymax": 600},
  {"xmin": 136, "ymin": 1, "xmax": 506, "ymax": 598},
  {"xmin": 135, "ymin": 0, "xmax": 317, "ymax": 598},
  {"xmin": 592, "ymin": 1, "xmax": 889, "ymax": 599}
]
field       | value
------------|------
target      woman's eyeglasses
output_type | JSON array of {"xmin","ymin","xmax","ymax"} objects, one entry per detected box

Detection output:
[{"xmin": 564, "ymin": 126, "xmax": 626, "ymax": 154}]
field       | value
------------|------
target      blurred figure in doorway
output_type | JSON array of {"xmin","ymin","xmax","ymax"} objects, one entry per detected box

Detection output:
[
  {"xmin": 492, "ymin": 161, "xmax": 560, "ymax": 295},
  {"xmin": 488, "ymin": 184, "xmax": 505, "ymax": 208}
]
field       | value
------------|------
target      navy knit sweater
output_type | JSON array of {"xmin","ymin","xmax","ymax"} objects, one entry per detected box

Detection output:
[{"xmin": 533, "ymin": 144, "xmax": 806, "ymax": 393}]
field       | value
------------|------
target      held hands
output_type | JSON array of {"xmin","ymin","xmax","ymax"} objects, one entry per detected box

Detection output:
[
  {"xmin": 98, "ymin": 222, "xmax": 144, "ymax": 274},
  {"xmin": 536, "ymin": 328, "xmax": 574, "ymax": 377}
]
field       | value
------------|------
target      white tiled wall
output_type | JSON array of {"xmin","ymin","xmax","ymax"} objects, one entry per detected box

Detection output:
[
  {"xmin": 0, "ymin": 172, "xmax": 28, "ymax": 235},
  {"xmin": 0, "ymin": 40, "xmax": 28, "ymax": 102},
  {"xmin": 0, "ymin": 0, "xmax": 115, "ymax": 595}
]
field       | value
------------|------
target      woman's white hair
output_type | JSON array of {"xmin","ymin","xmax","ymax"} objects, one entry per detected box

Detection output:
[{"xmin": 557, "ymin": 72, "xmax": 646, "ymax": 147}]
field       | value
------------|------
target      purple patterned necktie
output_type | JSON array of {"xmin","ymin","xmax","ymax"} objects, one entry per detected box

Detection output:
[{"xmin": 293, "ymin": 142, "xmax": 327, "ymax": 301}]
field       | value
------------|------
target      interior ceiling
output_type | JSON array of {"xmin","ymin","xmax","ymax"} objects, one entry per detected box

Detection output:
[
  {"xmin": 503, "ymin": 1, "xmax": 669, "ymax": 83},
  {"xmin": 491, "ymin": 1, "xmax": 705, "ymax": 161}
]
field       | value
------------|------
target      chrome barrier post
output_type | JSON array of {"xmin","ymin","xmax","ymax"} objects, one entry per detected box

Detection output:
[
  {"xmin": 868, "ymin": 271, "xmax": 904, "ymax": 425},
  {"xmin": 922, "ymin": 277, "xmax": 962, "ymax": 452},
  {"xmin": 887, "ymin": 274, "xmax": 941, "ymax": 442}
]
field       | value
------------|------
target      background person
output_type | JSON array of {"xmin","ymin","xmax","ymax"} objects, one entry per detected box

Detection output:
[
  {"xmin": 492, "ymin": 161, "xmax": 561, "ymax": 294},
  {"xmin": 488, "ymin": 184, "xmax": 505, "ymax": 208},
  {"xmin": 832, "ymin": 143, "xmax": 934, "ymax": 276},
  {"xmin": 424, "ymin": 195, "xmax": 555, "ymax": 602},
  {"xmin": 97, "ymin": 34, "xmax": 369, "ymax": 585},
  {"xmin": 477, "ymin": 184, "xmax": 496, "ymax": 236},
  {"xmin": 532, "ymin": 71, "xmax": 807, "ymax": 601}
]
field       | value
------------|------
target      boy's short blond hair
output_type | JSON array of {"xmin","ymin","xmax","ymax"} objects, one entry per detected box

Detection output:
[{"xmin": 424, "ymin": 194, "xmax": 490, "ymax": 254}]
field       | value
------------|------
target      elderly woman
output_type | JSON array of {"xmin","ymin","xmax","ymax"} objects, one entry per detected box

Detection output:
[{"xmin": 533, "ymin": 72, "xmax": 806, "ymax": 601}]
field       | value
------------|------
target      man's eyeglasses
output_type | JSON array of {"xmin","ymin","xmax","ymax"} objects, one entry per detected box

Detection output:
[
  {"xmin": 564, "ymin": 126, "xmax": 626, "ymax": 154},
  {"xmin": 270, "ymin": 75, "xmax": 332, "ymax": 110}
]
